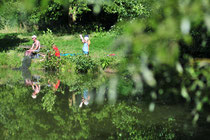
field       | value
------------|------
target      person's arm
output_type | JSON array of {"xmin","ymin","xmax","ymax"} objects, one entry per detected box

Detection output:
[
  {"xmin": 88, "ymin": 40, "xmax": 90, "ymax": 52},
  {"xmin": 29, "ymin": 43, "xmax": 34, "ymax": 50},
  {"xmin": 38, "ymin": 85, "xmax": 41, "ymax": 91},
  {"xmin": 32, "ymin": 85, "xmax": 35, "ymax": 90},
  {"xmin": 79, "ymin": 34, "xmax": 85, "ymax": 43}
]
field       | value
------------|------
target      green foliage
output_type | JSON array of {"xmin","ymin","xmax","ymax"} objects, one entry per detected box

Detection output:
[
  {"xmin": 103, "ymin": 0, "xmax": 151, "ymax": 21},
  {"xmin": 0, "ymin": 0, "xmax": 152, "ymax": 32},
  {"xmin": 72, "ymin": 55, "xmax": 98, "ymax": 73},
  {"xmin": 44, "ymin": 55, "xmax": 62, "ymax": 71},
  {"xmin": 100, "ymin": 56, "xmax": 114, "ymax": 70},
  {"xmin": 0, "ymin": 52, "xmax": 7, "ymax": 65},
  {"xmin": 42, "ymin": 90, "xmax": 57, "ymax": 112},
  {"xmin": 0, "ymin": 51, "xmax": 21, "ymax": 68},
  {"xmin": 40, "ymin": 28, "xmax": 55, "ymax": 51},
  {"xmin": 0, "ymin": 1, "xmax": 27, "ymax": 29},
  {"xmin": 0, "ymin": 68, "xmax": 206, "ymax": 139},
  {"xmin": 43, "ymin": 2, "xmax": 63, "ymax": 22},
  {"xmin": 110, "ymin": 0, "xmax": 210, "ymax": 124},
  {"xmin": 180, "ymin": 64, "xmax": 210, "ymax": 124}
]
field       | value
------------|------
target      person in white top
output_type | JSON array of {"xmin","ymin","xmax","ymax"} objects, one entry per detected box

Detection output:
[{"xmin": 25, "ymin": 35, "xmax": 40, "ymax": 57}]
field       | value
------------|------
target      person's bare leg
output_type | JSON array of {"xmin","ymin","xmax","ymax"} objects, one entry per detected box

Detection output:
[{"xmin": 25, "ymin": 50, "xmax": 32, "ymax": 56}]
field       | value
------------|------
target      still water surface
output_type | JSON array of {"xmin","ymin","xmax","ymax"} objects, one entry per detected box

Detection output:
[{"xmin": 0, "ymin": 68, "xmax": 210, "ymax": 139}]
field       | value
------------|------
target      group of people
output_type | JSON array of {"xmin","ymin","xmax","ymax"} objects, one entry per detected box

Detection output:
[
  {"xmin": 25, "ymin": 34, "xmax": 91, "ymax": 58},
  {"xmin": 25, "ymin": 77, "xmax": 61, "ymax": 99},
  {"xmin": 24, "ymin": 34, "xmax": 91, "ymax": 106}
]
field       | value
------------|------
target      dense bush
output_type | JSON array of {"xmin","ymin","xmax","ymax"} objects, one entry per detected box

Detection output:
[
  {"xmin": 72, "ymin": 55, "xmax": 98, "ymax": 73},
  {"xmin": 44, "ymin": 54, "xmax": 62, "ymax": 71},
  {"xmin": 103, "ymin": 0, "xmax": 151, "ymax": 21},
  {"xmin": 100, "ymin": 56, "xmax": 115, "ymax": 70},
  {"xmin": 0, "ymin": 0, "xmax": 152, "ymax": 32},
  {"xmin": 0, "ymin": 1, "xmax": 27, "ymax": 29}
]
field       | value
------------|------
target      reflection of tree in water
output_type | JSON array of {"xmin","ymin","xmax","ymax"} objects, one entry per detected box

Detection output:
[{"xmin": 1, "ymin": 69, "xmax": 209, "ymax": 139}]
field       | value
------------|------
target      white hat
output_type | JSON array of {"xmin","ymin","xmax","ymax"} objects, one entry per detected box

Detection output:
[
  {"xmin": 84, "ymin": 36, "xmax": 89, "ymax": 41},
  {"xmin": 32, "ymin": 35, "xmax": 37, "ymax": 39},
  {"xmin": 32, "ymin": 94, "xmax": 37, "ymax": 99}
]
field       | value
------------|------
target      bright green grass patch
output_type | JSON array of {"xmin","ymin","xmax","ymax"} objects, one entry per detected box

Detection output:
[
  {"xmin": 0, "ymin": 31, "xmax": 123, "ymax": 69},
  {"xmin": 16, "ymin": 32, "xmax": 119, "ymax": 56},
  {"xmin": 53, "ymin": 32, "xmax": 118, "ymax": 57},
  {"xmin": 0, "ymin": 50, "xmax": 22, "ymax": 68}
]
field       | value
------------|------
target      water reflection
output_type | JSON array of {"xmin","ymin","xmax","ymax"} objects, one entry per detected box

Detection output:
[
  {"xmin": 48, "ymin": 79, "xmax": 60, "ymax": 91},
  {"xmin": 79, "ymin": 89, "xmax": 90, "ymax": 108},
  {"xmin": 22, "ymin": 68, "xmax": 42, "ymax": 99},
  {"xmin": 0, "ymin": 68, "xmax": 209, "ymax": 139},
  {"xmin": 68, "ymin": 89, "xmax": 92, "ymax": 108},
  {"xmin": 31, "ymin": 84, "xmax": 40, "ymax": 99}
]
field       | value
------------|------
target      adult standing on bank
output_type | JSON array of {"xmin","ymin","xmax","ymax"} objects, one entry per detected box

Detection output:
[
  {"xmin": 25, "ymin": 35, "xmax": 40, "ymax": 57},
  {"xmin": 80, "ymin": 34, "xmax": 91, "ymax": 55}
]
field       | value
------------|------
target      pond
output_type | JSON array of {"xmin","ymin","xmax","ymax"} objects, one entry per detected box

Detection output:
[{"xmin": 0, "ymin": 67, "xmax": 210, "ymax": 139}]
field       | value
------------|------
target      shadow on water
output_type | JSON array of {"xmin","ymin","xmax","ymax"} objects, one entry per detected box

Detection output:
[
  {"xmin": 0, "ymin": 33, "xmax": 29, "ymax": 52},
  {"xmin": 21, "ymin": 56, "xmax": 32, "ymax": 69}
]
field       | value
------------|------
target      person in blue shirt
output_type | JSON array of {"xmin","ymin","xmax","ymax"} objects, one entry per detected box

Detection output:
[{"xmin": 80, "ymin": 34, "xmax": 91, "ymax": 55}]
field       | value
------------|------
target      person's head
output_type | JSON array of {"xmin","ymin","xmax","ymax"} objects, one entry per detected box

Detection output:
[
  {"xmin": 32, "ymin": 35, "xmax": 37, "ymax": 41},
  {"xmin": 84, "ymin": 100, "xmax": 89, "ymax": 105},
  {"xmin": 32, "ymin": 92, "xmax": 37, "ymax": 99},
  {"xmin": 84, "ymin": 35, "xmax": 89, "ymax": 41}
]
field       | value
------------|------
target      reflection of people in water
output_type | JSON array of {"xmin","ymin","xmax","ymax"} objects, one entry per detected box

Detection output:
[
  {"xmin": 48, "ymin": 79, "xmax": 60, "ymax": 91},
  {"xmin": 79, "ymin": 89, "xmax": 90, "ymax": 108},
  {"xmin": 32, "ymin": 84, "xmax": 41, "ymax": 99},
  {"xmin": 25, "ymin": 79, "xmax": 33, "ymax": 86},
  {"xmin": 24, "ymin": 75, "xmax": 41, "ymax": 99}
]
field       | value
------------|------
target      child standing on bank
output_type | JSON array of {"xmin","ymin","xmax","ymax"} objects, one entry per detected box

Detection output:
[{"xmin": 80, "ymin": 34, "xmax": 90, "ymax": 55}]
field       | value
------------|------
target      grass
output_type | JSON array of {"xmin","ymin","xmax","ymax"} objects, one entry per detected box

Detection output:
[
  {"xmin": 0, "ymin": 31, "xmax": 125, "ymax": 69},
  {"xmin": 16, "ymin": 32, "xmax": 121, "ymax": 56},
  {"xmin": 53, "ymin": 32, "xmax": 120, "ymax": 57}
]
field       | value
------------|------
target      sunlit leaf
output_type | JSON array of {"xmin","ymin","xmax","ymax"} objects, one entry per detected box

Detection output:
[
  {"xmin": 93, "ymin": 4, "xmax": 101, "ymax": 14},
  {"xmin": 150, "ymin": 92, "xmax": 157, "ymax": 100},
  {"xmin": 207, "ymin": 115, "xmax": 210, "ymax": 122},
  {"xmin": 193, "ymin": 113, "xmax": 199, "ymax": 124},
  {"xmin": 181, "ymin": 18, "xmax": 191, "ymax": 35},
  {"xmin": 149, "ymin": 102, "xmax": 155, "ymax": 112},
  {"xmin": 108, "ymin": 76, "xmax": 118, "ymax": 104},
  {"xmin": 181, "ymin": 86, "xmax": 190, "ymax": 102},
  {"xmin": 96, "ymin": 85, "xmax": 106, "ymax": 104}
]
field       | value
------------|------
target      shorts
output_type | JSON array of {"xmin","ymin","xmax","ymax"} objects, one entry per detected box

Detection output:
[
  {"xmin": 33, "ymin": 50, "xmax": 40, "ymax": 53},
  {"xmin": 83, "ymin": 51, "xmax": 89, "ymax": 55}
]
